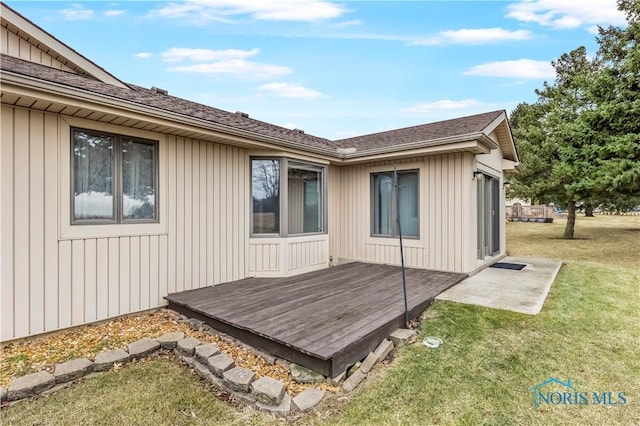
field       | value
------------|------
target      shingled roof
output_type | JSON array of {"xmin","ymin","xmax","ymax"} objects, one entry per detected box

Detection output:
[
  {"xmin": 2, "ymin": 53, "xmax": 513, "ymax": 158},
  {"xmin": 0, "ymin": 54, "xmax": 335, "ymax": 151},
  {"xmin": 334, "ymin": 110, "xmax": 505, "ymax": 151}
]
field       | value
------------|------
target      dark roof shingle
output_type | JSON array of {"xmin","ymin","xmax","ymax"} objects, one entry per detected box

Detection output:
[{"xmin": 334, "ymin": 110, "xmax": 504, "ymax": 151}]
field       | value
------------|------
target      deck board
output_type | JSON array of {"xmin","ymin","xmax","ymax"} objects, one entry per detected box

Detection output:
[{"xmin": 165, "ymin": 262, "xmax": 465, "ymax": 376}]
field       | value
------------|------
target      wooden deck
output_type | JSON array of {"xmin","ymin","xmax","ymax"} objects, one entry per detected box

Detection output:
[{"xmin": 165, "ymin": 262, "xmax": 466, "ymax": 377}]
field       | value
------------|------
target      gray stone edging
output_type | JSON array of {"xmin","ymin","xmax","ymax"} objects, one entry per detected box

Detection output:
[{"xmin": 2, "ymin": 320, "xmax": 408, "ymax": 416}]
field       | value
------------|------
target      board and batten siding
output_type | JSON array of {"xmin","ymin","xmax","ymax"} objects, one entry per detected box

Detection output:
[
  {"xmin": 329, "ymin": 154, "xmax": 477, "ymax": 273},
  {"xmin": 0, "ymin": 105, "xmax": 249, "ymax": 341},
  {"xmin": 249, "ymin": 235, "xmax": 329, "ymax": 277},
  {"xmin": 1, "ymin": 27, "xmax": 74, "ymax": 72}
]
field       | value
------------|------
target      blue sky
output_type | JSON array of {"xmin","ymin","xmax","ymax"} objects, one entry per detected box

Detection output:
[{"xmin": 7, "ymin": 0, "xmax": 627, "ymax": 139}]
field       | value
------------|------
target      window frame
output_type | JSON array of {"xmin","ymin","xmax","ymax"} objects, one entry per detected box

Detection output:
[
  {"xmin": 70, "ymin": 127, "xmax": 159, "ymax": 225},
  {"xmin": 250, "ymin": 156, "xmax": 327, "ymax": 237},
  {"xmin": 370, "ymin": 169, "xmax": 420, "ymax": 239}
]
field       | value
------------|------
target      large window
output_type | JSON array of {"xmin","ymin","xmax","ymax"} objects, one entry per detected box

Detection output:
[
  {"xmin": 72, "ymin": 128, "xmax": 158, "ymax": 224},
  {"xmin": 251, "ymin": 158, "xmax": 325, "ymax": 236},
  {"xmin": 252, "ymin": 159, "xmax": 280, "ymax": 234},
  {"xmin": 371, "ymin": 170, "xmax": 419, "ymax": 238}
]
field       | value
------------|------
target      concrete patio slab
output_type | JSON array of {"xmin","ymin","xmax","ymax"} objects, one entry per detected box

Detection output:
[{"xmin": 436, "ymin": 256, "xmax": 562, "ymax": 315}]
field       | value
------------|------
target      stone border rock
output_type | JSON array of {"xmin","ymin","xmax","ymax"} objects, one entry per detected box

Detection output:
[
  {"xmin": 1, "ymin": 332, "xmax": 325, "ymax": 417},
  {"xmin": 1, "ymin": 311, "xmax": 412, "ymax": 417}
]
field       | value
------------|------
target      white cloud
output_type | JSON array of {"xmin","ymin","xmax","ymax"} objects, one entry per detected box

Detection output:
[
  {"xmin": 332, "ymin": 19, "xmax": 362, "ymax": 28},
  {"xmin": 463, "ymin": 59, "xmax": 555, "ymax": 79},
  {"xmin": 169, "ymin": 61, "xmax": 291, "ymax": 80},
  {"xmin": 150, "ymin": 0, "xmax": 348, "ymax": 23},
  {"xmin": 412, "ymin": 28, "xmax": 532, "ymax": 45},
  {"xmin": 161, "ymin": 47, "xmax": 260, "ymax": 62},
  {"xmin": 403, "ymin": 99, "xmax": 485, "ymax": 113},
  {"xmin": 59, "ymin": 5, "xmax": 94, "ymax": 20},
  {"xmin": 506, "ymin": 0, "xmax": 626, "ymax": 29},
  {"xmin": 161, "ymin": 47, "xmax": 290, "ymax": 79},
  {"xmin": 135, "ymin": 52, "xmax": 153, "ymax": 59},
  {"xmin": 104, "ymin": 10, "xmax": 126, "ymax": 17},
  {"xmin": 258, "ymin": 82, "xmax": 327, "ymax": 100}
]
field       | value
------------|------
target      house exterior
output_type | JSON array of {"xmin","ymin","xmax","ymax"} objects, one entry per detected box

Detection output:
[{"xmin": 0, "ymin": 3, "xmax": 518, "ymax": 342}]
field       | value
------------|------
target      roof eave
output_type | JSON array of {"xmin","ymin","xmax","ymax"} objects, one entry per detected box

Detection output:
[
  {"xmin": 2, "ymin": 69, "xmax": 515, "ymax": 164},
  {"xmin": 338, "ymin": 136, "xmax": 495, "ymax": 164},
  {"xmin": 1, "ymin": 2, "xmax": 129, "ymax": 89},
  {"xmin": 481, "ymin": 110, "xmax": 518, "ymax": 162},
  {"xmin": 1, "ymin": 70, "xmax": 341, "ymax": 158}
]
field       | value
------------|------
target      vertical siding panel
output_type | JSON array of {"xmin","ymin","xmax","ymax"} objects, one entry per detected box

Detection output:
[
  {"xmin": 96, "ymin": 238, "xmax": 109, "ymax": 320},
  {"xmin": 84, "ymin": 239, "xmax": 97, "ymax": 323},
  {"xmin": 226, "ymin": 148, "xmax": 233, "ymax": 280},
  {"xmin": 7, "ymin": 32, "xmax": 19, "ymax": 56},
  {"xmin": 158, "ymin": 235, "xmax": 168, "ymax": 304},
  {"xmin": 445, "ymin": 155, "xmax": 453, "ymax": 270},
  {"xmin": 199, "ymin": 143, "xmax": 207, "ymax": 286},
  {"xmin": 213, "ymin": 144, "xmax": 221, "ymax": 284},
  {"xmin": 242, "ymin": 153, "xmax": 248, "ymax": 278},
  {"xmin": 119, "ymin": 238, "xmax": 130, "ymax": 314},
  {"xmin": 71, "ymin": 239, "xmax": 84, "ymax": 325},
  {"xmin": 18, "ymin": 37, "xmax": 30, "ymax": 60},
  {"xmin": 149, "ymin": 235, "xmax": 159, "ymax": 306},
  {"xmin": 428, "ymin": 158, "xmax": 436, "ymax": 269},
  {"xmin": 183, "ymin": 140, "xmax": 192, "ymax": 290},
  {"xmin": 206, "ymin": 143, "xmax": 214, "ymax": 285},
  {"xmin": 232, "ymin": 148, "xmax": 239, "ymax": 280},
  {"xmin": 129, "ymin": 236, "xmax": 140, "ymax": 312},
  {"xmin": 249, "ymin": 244, "xmax": 255, "ymax": 272},
  {"xmin": 108, "ymin": 238, "xmax": 119, "ymax": 317},
  {"xmin": 58, "ymin": 240, "xmax": 72, "ymax": 328},
  {"xmin": 43, "ymin": 113, "xmax": 58, "ymax": 331},
  {"xmin": 140, "ymin": 235, "xmax": 150, "ymax": 310},
  {"xmin": 462, "ymin": 153, "xmax": 475, "ymax": 272},
  {"xmin": 238, "ymin": 150, "xmax": 245, "ymax": 279},
  {"xmin": 219, "ymin": 146, "xmax": 228, "ymax": 282},
  {"xmin": 167, "ymin": 137, "xmax": 177, "ymax": 294},
  {"xmin": 191, "ymin": 140, "xmax": 199, "ymax": 289},
  {"xmin": 344, "ymin": 167, "xmax": 350, "ymax": 258},
  {"xmin": 13, "ymin": 108, "xmax": 30, "ymax": 337},
  {"xmin": 175, "ymin": 138, "xmax": 184, "ymax": 292},
  {"xmin": 359, "ymin": 165, "xmax": 366, "ymax": 260},
  {"xmin": 0, "ymin": 105, "xmax": 14, "ymax": 340},
  {"xmin": 29, "ymin": 110, "xmax": 45, "ymax": 334},
  {"xmin": 434, "ymin": 157, "xmax": 443, "ymax": 269},
  {"xmin": 1, "ymin": 28, "xmax": 8, "ymax": 54},
  {"xmin": 454, "ymin": 154, "xmax": 462, "ymax": 271}
]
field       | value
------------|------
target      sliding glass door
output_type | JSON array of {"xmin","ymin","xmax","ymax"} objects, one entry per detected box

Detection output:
[{"xmin": 477, "ymin": 173, "xmax": 500, "ymax": 260}]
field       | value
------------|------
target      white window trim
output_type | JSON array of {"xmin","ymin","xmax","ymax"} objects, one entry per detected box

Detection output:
[{"xmin": 59, "ymin": 116, "xmax": 168, "ymax": 240}]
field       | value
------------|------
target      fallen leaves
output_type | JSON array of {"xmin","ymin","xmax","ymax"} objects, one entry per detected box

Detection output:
[{"xmin": 0, "ymin": 310, "xmax": 337, "ymax": 396}]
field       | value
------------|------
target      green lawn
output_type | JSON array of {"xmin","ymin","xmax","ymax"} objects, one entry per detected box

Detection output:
[{"xmin": 2, "ymin": 215, "xmax": 639, "ymax": 425}]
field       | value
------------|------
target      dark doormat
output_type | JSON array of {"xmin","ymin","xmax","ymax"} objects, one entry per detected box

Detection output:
[{"xmin": 491, "ymin": 262, "xmax": 527, "ymax": 271}]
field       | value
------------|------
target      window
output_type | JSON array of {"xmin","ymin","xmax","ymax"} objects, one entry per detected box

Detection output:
[
  {"xmin": 252, "ymin": 159, "xmax": 280, "ymax": 234},
  {"xmin": 251, "ymin": 158, "xmax": 325, "ymax": 236},
  {"xmin": 371, "ymin": 170, "xmax": 419, "ymax": 238},
  {"xmin": 288, "ymin": 162, "xmax": 324, "ymax": 234},
  {"xmin": 72, "ymin": 128, "xmax": 158, "ymax": 224}
]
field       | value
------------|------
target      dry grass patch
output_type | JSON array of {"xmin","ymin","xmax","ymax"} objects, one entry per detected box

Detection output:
[{"xmin": 507, "ymin": 214, "xmax": 640, "ymax": 268}]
